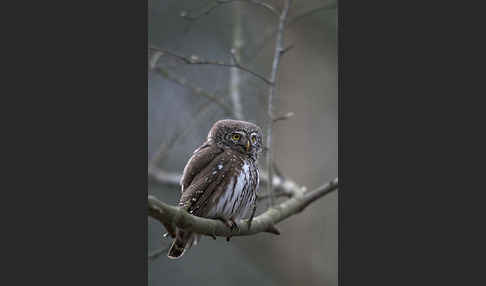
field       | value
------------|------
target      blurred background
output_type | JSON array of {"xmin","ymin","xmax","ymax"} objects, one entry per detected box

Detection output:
[{"xmin": 148, "ymin": 0, "xmax": 337, "ymax": 285}]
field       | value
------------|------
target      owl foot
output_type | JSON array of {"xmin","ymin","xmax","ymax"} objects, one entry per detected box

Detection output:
[
  {"xmin": 216, "ymin": 217, "xmax": 239, "ymax": 232},
  {"xmin": 225, "ymin": 218, "xmax": 238, "ymax": 242},
  {"xmin": 229, "ymin": 218, "xmax": 239, "ymax": 232}
]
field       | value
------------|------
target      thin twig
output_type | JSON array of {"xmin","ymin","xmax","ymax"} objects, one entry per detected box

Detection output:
[
  {"xmin": 180, "ymin": 0, "xmax": 279, "ymax": 21},
  {"xmin": 299, "ymin": 177, "xmax": 339, "ymax": 212},
  {"xmin": 243, "ymin": 3, "xmax": 336, "ymax": 64},
  {"xmin": 148, "ymin": 177, "xmax": 338, "ymax": 238},
  {"xmin": 287, "ymin": 3, "xmax": 337, "ymax": 26},
  {"xmin": 148, "ymin": 96, "xmax": 230, "ymax": 171},
  {"xmin": 148, "ymin": 166, "xmax": 302, "ymax": 199},
  {"xmin": 266, "ymin": 0, "xmax": 291, "ymax": 207},
  {"xmin": 256, "ymin": 191, "xmax": 292, "ymax": 201},
  {"xmin": 148, "ymin": 246, "xmax": 170, "ymax": 261},
  {"xmin": 272, "ymin": 112, "xmax": 295, "ymax": 122},
  {"xmin": 280, "ymin": 45, "xmax": 295, "ymax": 55},
  {"xmin": 150, "ymin": 46, "xmax": 273, "ymax": 86},
  {"xmin": 148, "ymin": 168, "xmax": 182, "ymax": 186},
  {"xmin": 153, "ymin": 66, "xmax": 234, "ymax": 114}
]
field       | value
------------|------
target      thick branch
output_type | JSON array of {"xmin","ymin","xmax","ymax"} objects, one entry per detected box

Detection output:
[
  {"xmin": 265, "ymin": 0, "xmax": 291, "ymax": 206},
  {"xmin": 150, "ymin": 46, "xmax": 273, "ymax": 86},
  {"xmin": 148, "ymin": 177, "xmax": 338, "ymax": 238}
]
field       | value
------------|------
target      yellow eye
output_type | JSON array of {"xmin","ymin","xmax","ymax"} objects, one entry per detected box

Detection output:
[
  {"xmin": 231, "ymin": 133, "xmax": 240, "ymax": 141},
  {"xmin": 251, "ymin": 135, "xmax": 257, "ymax": 143}
]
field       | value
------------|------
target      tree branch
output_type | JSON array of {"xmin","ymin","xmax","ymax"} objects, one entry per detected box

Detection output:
[
  {"xmin": 152, "ymin": 66, "xmax": 234, "ymax": 115},
  {"xmin": 148, "ymin": 177, "xmax": 338, "ymax": 238},
  {"xmin": 272, "ymin": 111, "xmax": 295, "ymax": 122},
  {"xmin": 180, "ymin": 0, "xmax": 279, "ymax": 21},
  {"xmin": 287, "ymin": 3, "xmax": 337, "ymax": 26},
  {"xmin": 148, "ymin": 246, "xmax": 169, "ymax": 261},
  {"xmin": 148, "ymin": 165, "xmax": 302, "ymax": 198},
  {"xmin": 265, "ymin": 0, "xmax": 291, "ymax": 207},
  {"xmin": 148, "ymin": 168, "xmax": 181, "ymax": 186},
  {"xmin": 242, "ymin": 3, "xmax": 336, "ymax": 64},
  {"xmin": 150, "ymin": 46, "xmax": 273, "ymax": 86}
]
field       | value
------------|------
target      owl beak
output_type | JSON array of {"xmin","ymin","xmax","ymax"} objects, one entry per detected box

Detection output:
[{"xmin": 246, "ymin": 139, "xmax": 250, "ymax": 152}]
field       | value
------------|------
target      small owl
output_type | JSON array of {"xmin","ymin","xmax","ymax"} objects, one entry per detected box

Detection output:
[{"xmin": 168, "ymin": 119, "xmax": 263, "ymax": 259}]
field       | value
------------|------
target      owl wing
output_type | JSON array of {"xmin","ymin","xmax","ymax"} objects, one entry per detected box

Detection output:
[
  {"xmin": 180, "ymin": 142, "xmax": 223, "ymax": 193},
  {"xmin": 179, "ymin": 150, "xmax": 241, "ymax": 217}
]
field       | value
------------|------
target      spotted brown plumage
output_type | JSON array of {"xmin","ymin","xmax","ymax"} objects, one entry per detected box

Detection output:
[{"xmin": 168, "ymin": 119, "xmax": 263, "ymax": 259}]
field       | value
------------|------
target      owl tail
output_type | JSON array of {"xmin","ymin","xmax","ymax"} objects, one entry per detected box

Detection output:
[{"xmin": 167, "ymin": 229, "xmax": 200, "ymax": 259}]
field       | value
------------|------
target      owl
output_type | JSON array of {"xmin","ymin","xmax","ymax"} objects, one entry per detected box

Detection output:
[{"xmin": 168, "ymin": 119, "xmax": 263, "ymax": 259}]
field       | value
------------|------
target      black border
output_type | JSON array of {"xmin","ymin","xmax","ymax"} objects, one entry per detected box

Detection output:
[{"xmin": 18, "ymin": 1, "xmax": 149, "ymax": 284}]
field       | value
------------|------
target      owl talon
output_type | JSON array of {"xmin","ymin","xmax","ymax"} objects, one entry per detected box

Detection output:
[
  {"xmin": 229, "ymin": 218, "xmax": 239, "ymax": 232},
  {"xmin": 216, "ymin": 217, "xmax": 235, "ymax": 230}
]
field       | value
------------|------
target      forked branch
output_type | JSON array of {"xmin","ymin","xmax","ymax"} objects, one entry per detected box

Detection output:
[{"xmin": 150, "ymin": 46, "xmax": 273, "ymax": 86}]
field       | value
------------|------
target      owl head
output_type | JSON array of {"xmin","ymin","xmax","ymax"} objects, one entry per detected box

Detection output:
[{"xmin": 208, "ymin": 119, "xmax": 263, "ymax": 159}]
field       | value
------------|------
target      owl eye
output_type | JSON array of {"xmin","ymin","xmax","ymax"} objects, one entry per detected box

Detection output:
[
  {"xmin": 231, "ymin": 133, "xmax": 241, "ymax": 141},
  {"xmin": 251, "ymin": 135, "xmax": 257, "ymax": 144}
]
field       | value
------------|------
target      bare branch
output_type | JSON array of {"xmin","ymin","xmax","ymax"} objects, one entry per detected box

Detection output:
[
  {"xmin": 287, "ymin": 3, "xmax": 337, "ymax": 26},
  {"xmin": 272, "ymin": 111, "xmax": 295, "ymax": 122},
  {"xmin": 152, "ymin": 66, "xmax": 234, "ymax": 115},
  {"xmin": 148, "ymin": 246, "xmax": 170, "ymax": 261},
  {"xmin": 243, "ymin": 3, "xmax": 336, "ymax": 64},
  {"xmin": 180, "ymin": 0, "xmax": 279, "ymax": 21},
  {"xmin": 280, "ymin": 44, "xmax": 295, "ymax": 55},
  {"xmin": 148, "ymin": 168, "xmax": 181, "ymax": 186},
  {"xmin": 148, "ymin": 177, "xmax": 338, "ymax": 238},
  {"xmin": 149, "ymin": 51, "xmax": 163, "ymax": 70},
  {"xmin": 148, "ymin": 94, "xmax": 231, "ymax": 171},
  {"xmin": 150, "ymin": 46, "xmax": 273, "ymax": 86},
  {"xmin": 299, "ymin": 177, "xmax": 339, "ymax": 212},
  {"xmin": 265, "ymin": 0, "xmax": 291, "ymax": 207},
  {"xmin": 148, "ymin": 165, "xmax": 302, "ymax": 199},
  {"xmin": 256, "ymin": 191, "xmax": 292, "ymax": 201}
]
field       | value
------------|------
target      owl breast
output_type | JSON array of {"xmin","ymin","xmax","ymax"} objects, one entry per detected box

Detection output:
[{"xmin": 206, "ymin": 159, "xmax": 258, "ymax": 220}]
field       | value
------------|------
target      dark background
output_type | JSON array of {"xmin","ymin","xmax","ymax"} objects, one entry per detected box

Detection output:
[{"xmin": 148, "ymin": 0, "xmax": 337, "ymax": 285}]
